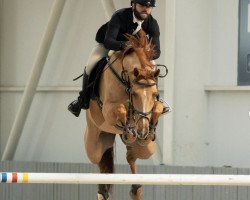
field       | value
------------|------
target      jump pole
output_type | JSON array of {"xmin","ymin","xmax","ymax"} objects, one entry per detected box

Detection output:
[{"xmin": 2, "ymin": 173, "xmax": 250, "ymax": 186}]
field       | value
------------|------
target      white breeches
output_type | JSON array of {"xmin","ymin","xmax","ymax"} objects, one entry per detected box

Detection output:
[{"xmin": 85, "ymin": 43, "xmax": 109, "ymax": 75}]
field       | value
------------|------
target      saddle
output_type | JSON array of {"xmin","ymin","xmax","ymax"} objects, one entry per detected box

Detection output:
[{"xmin": 87, "ymin": 57, "xmax": 108, "ymax": 101}]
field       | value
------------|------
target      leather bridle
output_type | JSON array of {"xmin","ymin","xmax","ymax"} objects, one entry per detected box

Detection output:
[{"xmin": 107, "ymin": 57, "xmax": 158, "ymax": 145}]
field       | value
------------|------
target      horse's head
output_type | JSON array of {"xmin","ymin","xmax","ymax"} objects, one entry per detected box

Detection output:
[
  {"xmin": 131, "ymin": 67, "xmax": 160, "ymax": 139},
  {"xmin": 117, "ymin": 30, "xmax": 162, "ymax": 145}
]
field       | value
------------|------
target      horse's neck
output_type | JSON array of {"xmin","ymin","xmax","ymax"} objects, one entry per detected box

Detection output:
[{"xmin": 99, "ymin": 56, "xmax": 126, "ymax": 103}]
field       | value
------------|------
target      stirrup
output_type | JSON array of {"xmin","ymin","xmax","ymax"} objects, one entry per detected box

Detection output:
[
  {"xmin": 158, "ymin": 97, "xmax": 172, "ymax": 115},
  {"xmin": 162, "ymin": 106, "xmax": 171, "ymax": 115}
]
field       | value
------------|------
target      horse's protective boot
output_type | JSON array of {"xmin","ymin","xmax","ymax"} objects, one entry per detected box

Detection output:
[
  {"xmin": 97, "ymin": 193, "xmax": 109, "ymax": 200},
  {"xmin": 97, "ymin": 184, "xmax": 109, "ymax": 200},
  {"xmin": 130, "ymin": 184, "xmax": 143, "ymax": 200},
  {"xmin": 68, "ymin": 68, "xmax": 90, "ymax": 117}
]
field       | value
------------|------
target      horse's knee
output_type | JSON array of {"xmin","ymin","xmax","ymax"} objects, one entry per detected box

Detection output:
[
  {"xmin": 115, "ymin": 104, "xmax": 127, "ymax": 125},
  {"xmin": 138, "ymin": 150, "xmax": 155, "ymax": 159},
  {"xmin": 102, "ymin": 103, "xmax": 127, "ymax": 126},
  {"xmin": 137, "ymin": 142, "xmax": 156, "ymax": 159},
  {"xmin": 127, "ymin": 142, "xmax": 156, "ymax": 160}
]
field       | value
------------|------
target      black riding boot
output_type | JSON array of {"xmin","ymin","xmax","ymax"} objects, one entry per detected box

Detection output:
[{"xmin": 68, "ymin": 69, "xmax": 90, "ymax": 117}]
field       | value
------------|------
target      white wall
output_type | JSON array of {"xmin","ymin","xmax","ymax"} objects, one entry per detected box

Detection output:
[
  {"xmin": 172, "ymin": 0, "xmax": 250, "ymax": 168},
  {"xmin": 210, "ymin": 0, "xmax": 239, "ymax": 85},
  {"xmin": 173, "ymin": 0, "xmax": 211, "ymax": 166},
  {"xmin": 207, "ymin": 92, "xmax": 250, "ymax": 167},
  {"xmin": 0, "ymin": 0, "xmax": 2, "ymax": 158},
  {"xmin": 205, "ymin": 0, "xmax": 250, "ymax": 168}
]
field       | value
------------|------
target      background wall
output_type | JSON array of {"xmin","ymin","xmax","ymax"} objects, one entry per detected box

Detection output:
[
  {"xmin": 0, "ymin": 0, "xmax": 2, "ymax": 156},
  {"xmin": 1, "ymin": 0, "xmax": 250, "ymax": 168}
]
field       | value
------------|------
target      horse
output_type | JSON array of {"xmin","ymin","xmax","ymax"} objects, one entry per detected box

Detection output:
[{"xmin": 84, "ymin": 30, "xmax": 164, "ymax": 200}]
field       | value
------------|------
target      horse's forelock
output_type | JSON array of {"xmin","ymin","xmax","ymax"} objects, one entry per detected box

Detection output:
[
  {"xmin": 122, "ymin": 31, "xmax": 155, "ymax": 68},
  {"xmin": 134, "ymin": 68, "xmax": 156, "ymax": 82}
]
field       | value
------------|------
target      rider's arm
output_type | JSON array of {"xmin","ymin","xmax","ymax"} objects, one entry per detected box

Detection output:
[{"xmin": 103, "ymin": 13, "xmax": 126, "ymax": 51}]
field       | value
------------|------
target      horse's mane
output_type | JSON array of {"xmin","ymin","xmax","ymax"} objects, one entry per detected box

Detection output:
[{"xmin": 118, "ymin": 30, "xmax": 156, "ymax": 69}]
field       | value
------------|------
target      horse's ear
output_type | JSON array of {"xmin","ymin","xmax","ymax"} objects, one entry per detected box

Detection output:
[
  {"xmin": 134, "ymin": 68, "xmax": 139, "ymax": 77},
  {"xmin": 154, "ymin": 69, "xmax": 160, "ymax": 78}
]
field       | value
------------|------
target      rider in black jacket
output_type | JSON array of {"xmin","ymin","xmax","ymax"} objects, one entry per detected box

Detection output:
[
  {"xmin": 68, "ymin": 0, "xmax": 164, "ymax": 117},
  {"xmin": 96, "ymin": 6, "xmax": 161, "ymax": 59}
]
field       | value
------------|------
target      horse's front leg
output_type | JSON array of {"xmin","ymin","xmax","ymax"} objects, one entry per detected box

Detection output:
[
  {"xmin": 151, "ymin": 101, "xmax": 164, "ymax": 126},
  {"xmin": 148, "ymin": 101, "xmax": 164, "ymax": 141},
  {"xmin": 102, "ymin": 103, "xmax": 127, "ymax": 126},
  {"xmin": 126, "ymin": 146, "xmax": 143, "ymax": 200},
  {"xmin": 103, "ymin": 103, "xmax": 136, "ymax": 143}
]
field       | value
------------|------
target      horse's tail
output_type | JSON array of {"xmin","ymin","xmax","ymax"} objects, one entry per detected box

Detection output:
[{"xmin": 98, "ymin": 146, "xmax": 115, "ymax": 192}]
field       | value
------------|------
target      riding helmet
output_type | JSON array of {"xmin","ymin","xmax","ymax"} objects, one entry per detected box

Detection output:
[{"xmin": 131, "ymin": 0, "xmax": 156, "ymax": 7}]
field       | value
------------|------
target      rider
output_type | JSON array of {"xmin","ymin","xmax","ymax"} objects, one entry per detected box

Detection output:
[{"xmin": 68, "ymin": 0, "xmax": 168, "ymax": 117}]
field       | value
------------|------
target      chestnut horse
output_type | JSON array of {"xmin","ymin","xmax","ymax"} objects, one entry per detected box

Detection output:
[{"xmin": 85, "ymin": 31, "xmax": 164, "ymax": 200}]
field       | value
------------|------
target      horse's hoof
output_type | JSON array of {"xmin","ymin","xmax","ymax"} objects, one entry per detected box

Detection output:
[
  {"xmin": 122, "ymin": 129, "xmax": 137, "ymax": 144},
  {"xmin": 137, "ymin": 136, "xmax": 151, "ymax": 146},
  {"xmin": 149, "ymin": 133, "xmax": 156, "ymax": 141},
  {"xmin": 97, "ymin": 193, "xmax": 109, "ymax": 200},
  {"xmin": 129, "ymin": 187, "xmax": 143, "ymax": 200}
]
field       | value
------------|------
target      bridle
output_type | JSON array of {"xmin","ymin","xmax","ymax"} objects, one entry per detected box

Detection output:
[{"xmin": 106, "ymin": 56, "xmax": 158, "ymax": 145}]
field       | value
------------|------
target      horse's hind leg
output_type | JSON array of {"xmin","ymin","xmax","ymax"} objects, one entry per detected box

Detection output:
[
  {"xmin": 97, "ymin": 147, "xmax": 114, "ymax": 200},
  {"xmin": 130, "ymin": 185, "xmax": 143, "ymax": 200},
  {"xmin": 126, "ymin": 142, "xmax": 155, "ymax": 200},
  {"xmin": 126, "ymin": 146, "xmax": 143, "ymax": 200}
]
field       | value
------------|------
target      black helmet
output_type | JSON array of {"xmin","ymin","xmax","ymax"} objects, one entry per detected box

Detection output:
[{"xmin": 131, "ymin": 0, "xmax": 156, "ymax": 7}]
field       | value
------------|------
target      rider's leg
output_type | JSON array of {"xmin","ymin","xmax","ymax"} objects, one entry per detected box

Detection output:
[
  {"xmin": 85, "ymin": 43, "xmax": 109, "ymax": 75},
  {"xmin": 68, "ymin": 43, "xmax": 109, "ymax": 117}
]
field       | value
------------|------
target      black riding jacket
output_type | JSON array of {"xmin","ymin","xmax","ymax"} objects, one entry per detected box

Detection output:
[{"xmin": 95, "ymin": 7, "xmax": 161, "ymax": 60}]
